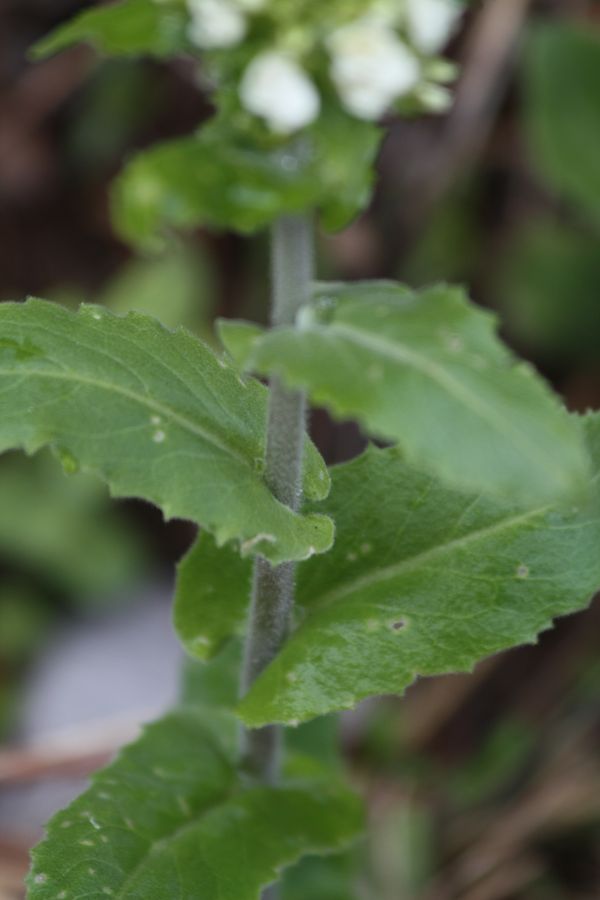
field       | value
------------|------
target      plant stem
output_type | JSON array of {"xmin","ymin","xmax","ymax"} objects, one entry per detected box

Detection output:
[{"xmin": 240, "ymin": 214, "xmax": 314, "ymax": 786}]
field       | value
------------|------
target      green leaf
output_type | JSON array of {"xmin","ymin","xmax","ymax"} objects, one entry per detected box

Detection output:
[
  {"xmin": 233, "ymin": 281, "xmax": 590, "ymax": 503},
  {"xmin": 180, "ymin": 640, "xmax": 242, "ymax": 710},
  {"xmin": 238, "ymin": 414, "xmax": 600, "ymax": 725},
  {"xmin": 174, "ymin": 531, "xmax": 251, "ymax": 661},
  {"xmin": 0, "ymin": 300, "xmax": 333, "ymax": 565},
  {"xmin": 31, "ymin": 0, "xmax": 189, "ymax": 61},
  {"xmin": 219, "ymin": 319, "xmax": 266, "ymax": 370},
  {"xmin": 524, "ymin": 24, "xmax": 600, "ymax": 224},
  {"xmin": 112, "ymin": 116, "xmax": 381, "ymax": 245},
  {"xmin": 27, "ymin": 706, "xmax": 362, "ymax": 900}
]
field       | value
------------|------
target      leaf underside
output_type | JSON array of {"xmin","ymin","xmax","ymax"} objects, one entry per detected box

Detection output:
[
  {"xmin": 27, "ymin": 707, "xmax": 362, "ymax": 900},
  {"xmin": 0, "ymin": 300, "xmax": 332, "ymax": 565},
  {"xmin": 234, "ymin": 281, "xmax": 590, "ymax": 504}
]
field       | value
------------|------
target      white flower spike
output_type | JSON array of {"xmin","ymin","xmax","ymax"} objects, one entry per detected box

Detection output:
[
  {"xmin": 240, "ymin": 52, "xmax": 321, "ymax": 134},
  {"xmin": 187, "ymin": 0, "xmax": 246, "ymax": 50},
  {"xmin": 405, "ymin": 0, "xmax": 463, "ymax": 55},
  {"xmin": 328, "ymin": 17, "xmax": 420, "ymax": 121}
]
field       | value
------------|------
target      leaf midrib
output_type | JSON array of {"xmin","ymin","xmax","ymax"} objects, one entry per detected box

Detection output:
[
  {"xmin": 0, "ymin": 366, "xmax": 251, "ymax": 468},
  {"xmin": 311, "ymin": 505, "xmax": 551, "ymax": 609},
  {"xmin": 114, "ymin": 783, "xmax": 238, "ymax": 900},
  {"xmin": 329, "ymin": 321, "xmax": 572, "ymax": 490}
]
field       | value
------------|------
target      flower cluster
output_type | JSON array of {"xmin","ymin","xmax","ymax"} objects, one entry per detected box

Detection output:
[{"xmin": 186, "ymin": 0, "xmax": 466, "ymax": 134}]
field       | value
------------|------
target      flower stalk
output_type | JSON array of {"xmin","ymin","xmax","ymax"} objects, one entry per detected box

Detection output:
[{"xmin": 240, "ymin": 214, "xmax": 314, "ymax": 783}]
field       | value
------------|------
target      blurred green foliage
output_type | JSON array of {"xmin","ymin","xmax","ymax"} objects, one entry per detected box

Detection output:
[
  {"xmin": 525, "ymin": 23, "xmax": 600, "ymax": 226},
  {"xmin": 0, "ymin": 451, "xmax": 145, "ymax": 600},
  {"xmin": 497, "ymin": 21, "xmax": 600, "ymax": 364},
  {"xmin": 66, "ymin": 59, "xmax": 163, "ymax": 173},
  {"xmin": 500, "ymin": 223, "xmax": 600, "ymax": 363}
]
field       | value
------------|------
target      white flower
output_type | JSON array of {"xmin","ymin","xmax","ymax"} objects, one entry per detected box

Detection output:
[
  {"xmin": 187, "ymin": 0, "xmax": 246, "ymax": 49},
  {"xmin": 240, "ymin": 52, "xmax": 321, "ymax": 134},
  {"xmin": 328, "ymin": 17, "xmax": 419, "ymax": 121},
  {"xmin": 405, "ymin": 0, "xmax": 463, "ymax": 55}
]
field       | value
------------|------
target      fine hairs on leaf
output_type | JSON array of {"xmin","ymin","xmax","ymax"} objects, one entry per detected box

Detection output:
[{"xmin": 16, "ymin": 2, "xmax": 600, "ymax": 899}]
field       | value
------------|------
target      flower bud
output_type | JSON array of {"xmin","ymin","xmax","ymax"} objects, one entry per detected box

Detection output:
[
  {"xmin": 328, "ymin": 18, "xmax": 419, "ymax": 121},
  {"xmin": 405, "ymin": 0, "xmax": 463, "ymax": 55},
  {"xmin": 240, "ymin": 52, "xmax": 321, "ymax": 134},
  {"xmin": 187, "ymin": 0, "xmax": 246, "ymax": 50}
]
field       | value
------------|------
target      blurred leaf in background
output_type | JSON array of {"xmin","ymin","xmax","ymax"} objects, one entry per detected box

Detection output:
[
  {"xmin": 499, "ymin": 222, "xmax": 600, "ymax": 364},
  {"xmin": 524, "ymin": 23, "xmax": 600, "ymax": 226},
  {"xmin": 0, "ymin": 450, "xmax": 146, "ymax": 602},
  {"xmin": 65, "ymin": 58, "xmax": 163, "ymax": 175},
  {"xmin": 403, "ymin": 181, "xmax": 482, "ymax": 287},
  {"xmin": 0, "ymin": 450, "xmax": 148, "ymax": 735},
  {"xmin": 101, "ymin": 242, "xmax": 217, "ymax": 339},
  {"xmin": 48, "ymin": 242, "xmax": 217, "ymax": 339},
  {"xmin": 281, "ymin": 851, "xmax": 363, "ymax": 900}
]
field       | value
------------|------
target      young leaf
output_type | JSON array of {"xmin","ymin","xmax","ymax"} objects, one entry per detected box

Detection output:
[
  {"xmin": 180, "ymin": 640, "xmax": 241, "ymax": 709},
  {"xmin": 112, "ymin": 116, "xmax": 381, "ymax": 246},
  {"xmin": 238, "ymin": 415, "xmax": 600, "ymax": 726},
  {"xmin": 27, "ymin": 707, "xmax": 363, "ymax": 900},
  {"xmin": 174, "ymin": 532, "xmax": 251, "ymax": 661},
  {"xmin": 0, "ymin": 300, "xmax": 333, "ymax": 565},
  {"xmin": 233, "ymin": 281, "xmax": 590, "ymax": 503},
  {"xmin": 31, "ymin": 0, "xmax": 189, "ymax": 61}
]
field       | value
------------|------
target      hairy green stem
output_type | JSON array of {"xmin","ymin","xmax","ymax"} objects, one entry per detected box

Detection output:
[{"xmin": 240, "ymin": 215, "xmax": 314, "ymax": 789}]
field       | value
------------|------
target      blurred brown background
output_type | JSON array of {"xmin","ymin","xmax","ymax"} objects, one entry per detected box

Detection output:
[{"xmin": 0, "ymin": 1, "xmax": 599, "ymax": 898}]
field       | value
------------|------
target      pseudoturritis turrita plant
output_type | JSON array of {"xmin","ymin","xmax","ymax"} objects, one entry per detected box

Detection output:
[{"xmin": 3, "ymin": 0, "xmax": 597, "ymax": 897}]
